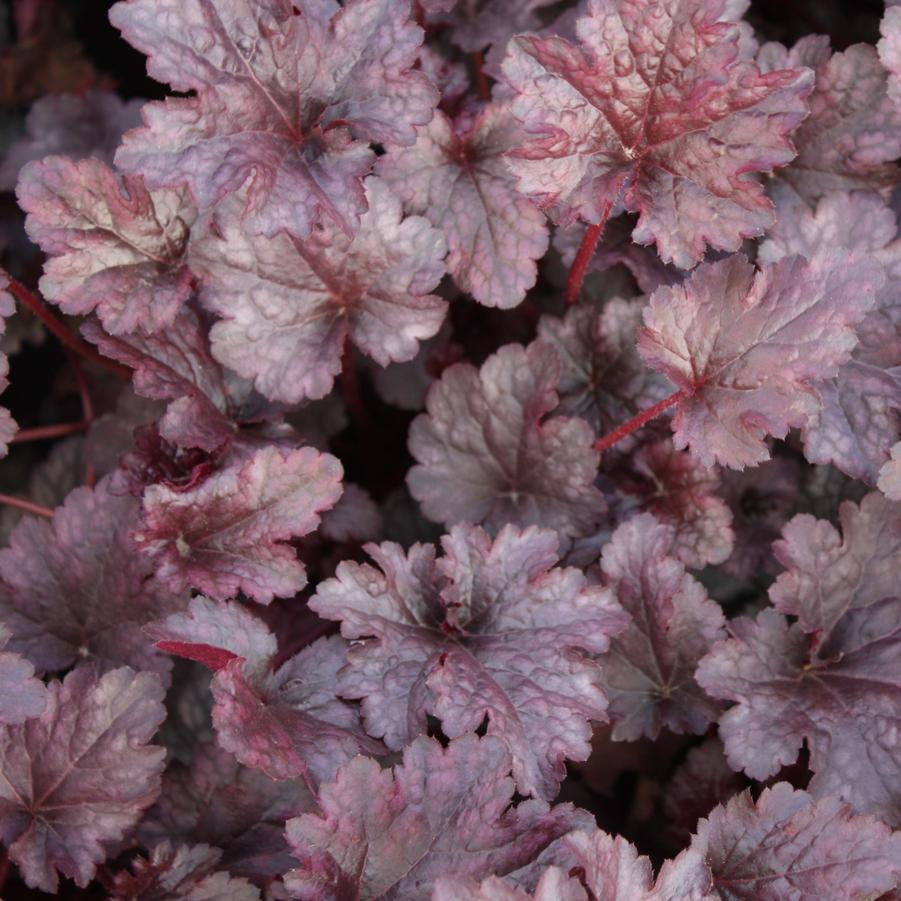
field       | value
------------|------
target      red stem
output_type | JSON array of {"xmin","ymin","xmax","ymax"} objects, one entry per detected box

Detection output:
[
  {"xmin": 11, "ymin": 420, "xmax": 89, "ymax": 442},
  {"xmin": 471, "ymin": 51, "xmax": 490, "ymax": 101},
  {"xmin": 593, "ymin": 390, "xmax": 684, "ymax": 454},
  {"xmin": 0, "ymin": 494, "xmax": 54, "ymax": 518},
  {"xmin": 565, "ymin": 201, "xmax": 613, "ymax": 306},
  {"xmin": 6, "ymin": 276, "xmax": 131, "ymax": 377}
]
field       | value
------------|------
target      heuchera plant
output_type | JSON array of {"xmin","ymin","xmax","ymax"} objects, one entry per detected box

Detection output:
[{"xmin": 1, "ymin": 0, "xmax": 901, "ymax": 897}]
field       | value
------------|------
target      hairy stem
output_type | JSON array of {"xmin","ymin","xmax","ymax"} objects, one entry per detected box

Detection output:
[
  {"xmin": 6, "ymin": 276, "xmax": 131, "ymax": 377},
  {"xmin": 0, "ymin": 493, "xmax": 54, "ymax": 518},
  {"xmin": 471, "ymin": 51, "xmax": 491, "ymax": 101},
  {"xmin": 593, "ymin": 390, "xmax": 684, "ymax": 454},
  {"xmin": 11, "ymin": 420, "xmax": 90, "ymax": 442},
  {"xmin": 565, "ymin": 201, "xmax": 613, "ymax": 306}
]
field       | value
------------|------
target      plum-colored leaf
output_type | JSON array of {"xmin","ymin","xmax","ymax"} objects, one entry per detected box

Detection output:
[
  {"xmin": 0, "ymin": 625, "xmax": 46, "ymax": 725},
  {"xmin": 0, "ymin": 89, "xmax": 143, "ymax": 190},
  {"xmin": 283, "ymin": 734, "xmax": 592, "ymax": 900},
  {"xmin": 407, "ymin": 342, "xmax": 606, "ymax": 540},
  {"xmin": 0, "ymin": 664, "xmax": 166, "ymax": 892},
  {"xmin": 502, "ymin": 0, "xmax": 813, "ymax": 267},
  {"xmin": 597, "ymin": 515, "xmax": 725, "ymax": 741},
  {"xmin": 425, "ymin": 0, "xmax": 558, "ymax": 55},
  {"xmin": 319, "ymin": 482, "xmax": 383, "ymax": 544},
  {"xmin": 311, "ymin": 523, "xmax": 627, "ymax": 799},
  {"xmin": 881, "ymin": 7, "xmax": 901, "ymax": 108},
  {"xmin": 377, "ymin": 100, "xmax": 547, "ymax": 308},
  {"xmin": 662, "ymin": 739, "xmax": 745, "ymax": 846},
  {"xmin": 691, "ymin": 783, "xmax": 901, "ymax": 900},
  {"xmin": 696, "ymin": 493, "xmax": 901, "ymax": 822},
  {"xmin": 134, "ymin": 445, "xmax": 343, "ymax": 603},
  {"xmin": 83, "ymin": 307, "xmax": 246, "ymax": 452},
  {"xmin": 110, "ymin": 0, "xmax": 436, "ymax": 239},
  {"xmin": 618, "ymin": 438, "xmax": 735, "ymax": 568},
  {"xmin": 761, "ymin": 35, "xmax": 901, "ymax": 201},
  {"xmin": 444, "ymin": 828, "xmax": 717, "ymax": 901},
  {"xmin": 18, "ymin": 156, "xmax": 196, "ymax": 334},
  {"xmin": 638, "ymin": 252, "xmax": 884, "ymax": 468},
  {"xmin": 0, "ymin": 477, "xmax": 185, "ymax": 679},
  {"xmin": 190, "ymin": 177, "xmax": 446, "ymax": 403},
  {"xmin": 149, "ymin": 597, "xmax": 379, "ymax": 783},
  {"xmin": 108, "ymin": 841, "xmax": 261, "ymax": 901},
  {"xmin": 139, "ymin": 741, "xmax": 312, "ymax": 878},
  {"xmin": 760, "ymin": 190, "xmax": 901, "ymax": 483},
  {"xmin": 880, "ymin": 442, "xmax": 901, "ymax": 500},
  {"xmin": 0, "ymin": 273, "xmax": 19, "ymax": 455},
  {"xmin": 535, "ymin": 297, "xmax": 670, "ymax": 441}
]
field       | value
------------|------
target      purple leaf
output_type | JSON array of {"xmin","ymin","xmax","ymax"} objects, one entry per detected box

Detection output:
[
  {"xmin": 535, "ymin": 297, "xmax": 670, "ymax": 442},
  {"xmin": 377, "ymin": 101, "xmax": 548, "ymax": 308},
  {"xmin": 311, "ymin": 523, "xmax": 627, "ymax": 799},
  {"xmin": 134, "ymin": 445, "xmax": 343, "ymax": 603},
  {"xmin": 501, "ymin": 0, "xmax": 813, "ymax": 267},
  {"xmin": 407, "ymin": 342, "xmax": 606, "ymax": 540},
  {"xmin": 149, "ymin": 597, "xmax": 379, "ymax": 783},
  {"xmin": 617, "ymin": 438, "xmax": 735, "ymax": 569},
  {"xmin": 0, "ymin": 664, "xmax": 166, "ymax": 892},
  {"xmin": 0, "ymin": 89, "xmax": 143, "ymax": 190},
  {"xmin": 638, "ymin": 252, "xmax": 884, "ymax": 468},
  {"xmin": 0, "ymin": 477, "xmax": 185, "ymax": 679},
  {"xmin": 0, "ymin": 625, "xmax": 47, "ymax": 725},
  {"xmin": 691, "ymin": 783, "xmax": 901, "ymax": 900},
  {"xmin": 761, "ymin": 35, "xmax": 901, "ymax": 201},
  {"xmin": 108, "ymin": 841, "xmax": 261, "ymax": 900},
  {"xmin": 190, "ymin": 176, "xmax": 447, "ymax": 403},
  {"xmin": 439, "ymin": 828, "xmax": 717, "ymax": 900},
  {"xmin": 17, "ymin": 156, "xmax": 196, "ymax": 335},
  {"xmin": 760, "ymin": 190, "xmax": 901, "ymax": 484},
  {"xmin": 82, "ymin": 306, "xmax": 243, "ymax": 452},
  {"xmin": 283, "ymin": 734, "xmax": 593, "ymax": 900},
  {"xmin": 110, "ymin": 0, "xmax": 437, "ymax": 238},
  {"xmin": 139, "ymin": 741, "xmax": 313, "ymax": 878},
  {"xmin": 880, "ymin": 442, "xmax": 901, "ymax": 500},
  {"xmin": 597, "ymin": 515, "xmax": 726, "ymax": 741},
  {"xmin": 696, "ymin": 492, "xmax": 901, "ymax": 822}
]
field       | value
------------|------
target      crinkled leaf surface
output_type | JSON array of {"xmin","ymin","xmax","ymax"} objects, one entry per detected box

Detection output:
[
  {"xmin": 407, "ymin": 342, "xmax": 605, "ymax": 540},
  {"xmin": 83, "ymin": 306, "xmax": 244, "ymax": 452},
  {"xmin": 110, "ymin": 0, "xmax": 436, "ymax": 238},
  {"xmin": 619, "ymin": 438, "xmax": 735, "ymax": 568},
  {"xmin": 0, "ymin": 625, "xmax": 47, "ymax": 725},
  {"xmin": 108, "ymin": 841, "xmax": 261, "ymax": 901},
  {"xmin": 18, "ymin": 156, "xmax": 196, "ymax": 334},
  {"xmin": 311, "ymin": 523, "xmax": 627, "ymax": 799},
  {"xmin": 140, "ymin": 741, "xmax": 313, "ymax": 878},
  {"xmin": 0, "ymin": 477, "xmax": 185, "ymax": 679},
  {"xmin": 377, "ymin": 101, "xmax": 547, "ymax": 308},
  {"xmin": 134, "ymin": 445, "xmax": 343, "ymax": 603},
  {"xmin": 149, "ymin": 596, "xmax": 379, "ymax": 783},
  {"xmin": 445, "ymin": 828, "xmax": 717, "ymax": 901},
  {"xmin": 190, "ymin": 177, "xmax": 447, "ymax": 403},
  {"xmin": 0, "ymin": 273, "xmax": 19, "ymax": 456},
  {"xmin": 760, "ymin": 190, "xmax": 901, "ymax": 483},
  {"xmin": 536, "ymin": 297, "xmax": 670, "ymax": 441},
  {"xmin": 638, "ymin": 252, "xmax": 883, "ymax": 468},
  {"xmin": 597, "ymin": 515, "xmax": 725, "ymax": 741},
  {"xmin": 0, "ymin": 664, "xmax": 166, "ymax": 892},
  {"xmin": 502, "ymin": 0, "xmax": 813, "ymax": 267},
  {"xmin": 697, "ymin": 493, "xmax": 901, "ymax": 822},
  {"xmin": 761, "ymin": 35, "xmax": 901, "ymax": 201},
  {"xmin": 283, "ymin": 734, "xmax": 592, "ymax": 900},
  {"xmin": 425, "ymin": 0, "xmax": 558, "ymax": 54},
  {"xmin": 0, "ymin": 89, "xmax": 143, "ymax": 189},
  {"xmin": 691, "ymin": 783, "xmax": 901, "ymax": 900}
]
